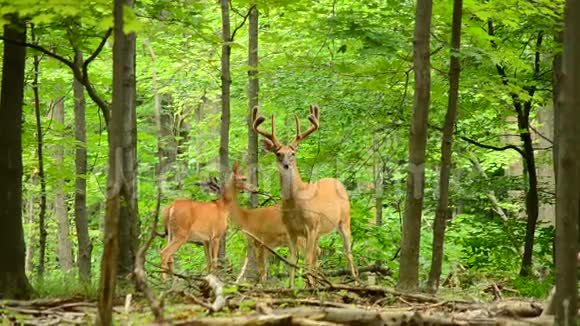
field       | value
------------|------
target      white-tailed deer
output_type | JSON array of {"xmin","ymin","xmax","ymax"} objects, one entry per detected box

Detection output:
[
  {"xmin": 160, "ymin": 173, "xmax": 249, "ymax": 281},
  {"xmin": 252, "ymin": 105, "xmax": 358, "ymax": 287},
  {"xmin": 227, "ymin": 162, "xmax": 307, "ymax": 282}
]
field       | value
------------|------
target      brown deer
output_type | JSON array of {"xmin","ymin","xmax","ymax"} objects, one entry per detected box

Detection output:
[
  {"xmin": 160, "ymin": 172, "xmax": 249, "ymax": 281},
  {"xmin": 227, "ymin": 161, "xmax": 307, "ymax": 282},
  {"xmin": 252, "ymin": 105, "xmax": 358, "ymax": 287}
]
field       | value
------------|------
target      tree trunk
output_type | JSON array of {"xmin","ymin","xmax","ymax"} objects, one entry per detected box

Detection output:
[
  {"xmin": 218, "ymin": 0, "xmax": 232, "ymax": 265},
  {"xmin": 25, "ymin": 179, "xmax": 35, "ymax": 275},
  {"xmin": 52, "ymin": 97, "xmax": 74, "ymax": 272},
  {"xmin": 518, "ymin": 32, "xmax": 543, "ymax": 277},
  {"xmin": 518, "ymin": 103, "xmax": 540, "ymax": 277},
  {"xmin": 398, "ymin": 0, "xmax": 432, "ymax": 292},
  {"xmin": 552, "ymin": 29, "xmax": 562, "ymax": 199},
  {"xmin": 427, "ymin": 0, "xmax": 462, "ymax": 293},
  {"xmin": 554, "ymin": 1, "xmax": 580, "ymax": 323},
  {"xmin": 0, "ymin": 16, "xmax": 33, "ymax": 300},
  {"xmin": 31, "ymin": 32, "xmax": 48, "ymax": 279},
  {"xmin": 242, "ymin": 1, "xmax": 260, "ymax": 281},
  {"xmin": 374, "ymin": 135, "xmax": 384, "ymax": 226},
  {"xmin": 73, "ymin": 49, "xmax": 92, "ymax": 283},
  {"xmin": 116, "ymin": 0, "xmax": 139, "ymax": 279},
  {"xmin": 98, "ymin": 1, "xmax": 136, "ymax": 323},
  {"xmin": 552, "ymin": 27, "xmax": 563, "ymax": 268}
]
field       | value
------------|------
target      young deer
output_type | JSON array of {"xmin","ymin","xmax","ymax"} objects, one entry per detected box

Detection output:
[
  {"xmin": 227, "ymin": 162, "xmax": 306, "ymax": 282},
  {"xmin": 160, "ymin": 173, "xmax": 249, "ymax": 281},
  {"xmin": 252, "ymin": 105, "xmax": 358, "ymax": 287}
]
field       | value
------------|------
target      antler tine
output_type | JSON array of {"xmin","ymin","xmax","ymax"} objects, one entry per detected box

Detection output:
[
  {"xmin": 291, "ymin": 105, "xmax": 320, "ymax": 148},
  {"xmin": 252, "ymin": 106, "xmax": 281, "ymax": 148}
]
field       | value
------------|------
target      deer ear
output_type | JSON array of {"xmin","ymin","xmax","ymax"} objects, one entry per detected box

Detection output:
[
  {"xmin": 232, "ymin": 161, "xmax": 240, "ymax": 172},
  {"xmin": 261, "ymin": 139, "xmax": 277, "ymax": 153}
]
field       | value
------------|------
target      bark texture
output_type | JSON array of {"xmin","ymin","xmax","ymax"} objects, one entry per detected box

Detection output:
[
  {"xmin": 98, "ymin": 1, "xmax": 136, "ymax": 323},
  {"xmin": 427, "ymin": 0, "xmax": 462, "ymax": 293},
  {"xmin": 0, "ymin": 16, "xmax": 33, "ymax": 300},
  {"xmin": 52, "ymin": 98, "xmax": 74, "ymax": 272},
  {"xmin": 218, "ymin": 0, "xmax": 232, "ymax": 264},
  {"xmin": 398, "ymin": 0, "xmax": 432, "ymax": 291},
  {"xmin": 554, "ymin": 0, "xmax": 580, "ymax": 323},
  {"xmin": 116, "ymin": 0, "xmax": 139, "ymax": 278},
  {"xmin": 73, "ymin": 49, "xmax": 92, "ymax": 282},
  {"xmin": 244, "ymin": 1, "xmax": 260, "ymax": 281},
  {"xmin": 31, "ymin": 38, "xmax": 47, "ymax": 279}
]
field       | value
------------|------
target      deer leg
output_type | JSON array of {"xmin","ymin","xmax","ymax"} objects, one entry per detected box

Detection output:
[
  {"xmin": 210, "ymin": 237, "xmax": 221, "ymax": 273},
  {"xmin": 160, "ymin": 237, "xmax": 186, "ymax": 282},
  {"xmin": 253, "ymin": 241, "xmax": 267, "ymax": 282},
  {"xmin": 287, "ymin": 233, "xmax": 299, "ymax": 289},
  {"xmin": 304, "ymin": 231, "xmax": 318, "ymax": 287},
  {"xmin": 338, "ymin": 222, "xmax": 358, "ymax": 279},
  {"xmin": 203, "ymin": 241, "xmax": 212, "ymax": 273}
]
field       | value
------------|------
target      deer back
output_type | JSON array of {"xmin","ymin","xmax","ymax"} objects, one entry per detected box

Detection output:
[{"xmin": 165, "ymin": 199, "xmax": 228, "ymax": 242}]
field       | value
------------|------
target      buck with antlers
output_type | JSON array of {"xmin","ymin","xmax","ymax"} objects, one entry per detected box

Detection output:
[
  {"xmin": 160, "ymin": 172, "xmax": 251, "ymax": 281},
  {"xmin": 228, "ymin": 162, "xmax": 308, "ymax": 282},
  {"xmin": 252, "ymin": 105, "xmax": 358, "ymax": 287}
]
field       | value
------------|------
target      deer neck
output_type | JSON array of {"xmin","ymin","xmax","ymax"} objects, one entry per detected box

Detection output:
[
  {"xmin": 224, "ymin": 182, "xmax": 247, "ymax": 226},
  {"xmin": 279, "ymin": 163, "xmax": 306, "ymax": 202},
  {"xmin": 221, "ymin": 178, "xmax": 236, "ymax": 207}
]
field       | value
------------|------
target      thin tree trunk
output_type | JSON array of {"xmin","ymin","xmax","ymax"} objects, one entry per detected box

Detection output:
[
  {"xmin": 0, "ymin": 15, "xmax": 33, "ymax": 300},
  {"xmin": 398, "ymin": 0, "xmax": 432, "ymax": 292},
  {"xmin": 52, "ymin": 97, "xmax": 74, "ymax": 272},
  {"xmin": 31, "ymin": 29, "xmax": 48, "ymax": 279},
  {"xmin": 116, "ymin": 0, "xmax": 139, "ymax": 279},
  {"xmin": 374, "ymin": 135, "xmax": 384, "ymax": 226},
  {"xmin": 98, "ymin": 0, "xmax": 135, "ymax": 323},
  {"xmin": 518, "ymin": 106, "xmax": 540, "ymax": 277},
  {"xmin": 218, "ymin": 0, "xmax": 232, "ymax": 265},
  {"xmin": 243, "ymin": 1, "xmax": 260, "ymax": 281},
  {"xmin": 552, "ymin": 27, "xmax": 563, "ymax": 264},
  {"xmin": 73, "ymin": 49, "xmax": 92, "ymax": 283},
  {"xmin": 554, "ymin": 0, "xmax": 580, "ymax": 323},
  {"xmin": 553, "ymin": 29, "xmax": 562, "ymax": 201},
  {"xmin": 427, "ymin": 0, "xmax": 462, "ymax": 292},
  {"xmin": 25, "ymin": 174, "xmax": 36, "ymax": 275},
  {"xmin": 518, "ymin": 32, "xmax": 543, "ymax": 277}
]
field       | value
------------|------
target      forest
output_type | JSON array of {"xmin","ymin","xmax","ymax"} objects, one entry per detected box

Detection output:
[{"xmin": 0, "ymin": 0, "xmax": 579, "ymax": 325}]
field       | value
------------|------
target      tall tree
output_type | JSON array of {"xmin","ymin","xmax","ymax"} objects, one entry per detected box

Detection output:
[
  {"xmin": 0, "ymin": 16, "xmax": 32, "ymax": 299},
  {"xmin": 398, "ymin": 0, "xmax": 433, "ymax": 291},
  {"xmin": 98, "ymin": 0, "xmax": 137, "ymax": 323},
  {"xmin": 427, "ymin": 0, "xmax": 462, "ymax": 293},
  {"xmin": 116, "ymin": 0, "xmax": 139, "ymax": 278},
  {"xmin": 554, "ymin": 0, "xmax": 580, "ymax": 323},
  {"xmin": 244, "ymin": 1, "xmax": 260, "ymax": 280},
  {"xmin": 52, "ymin": 97, "xmax": 74, "ymax": 272},
  {"xmin": 31, "ymin": 28, "xmax": 47, "ymax": 278},
  {"xmin": 486, "ymin": 20, "xmax": 543, "ymax": 277},
  {"xmin": 72, "ymin": 46, "xmax": 92, "ymax": 282},
  {"xmin": 218, "ymin": 0, "xmax": 232, "ymax": 264}
]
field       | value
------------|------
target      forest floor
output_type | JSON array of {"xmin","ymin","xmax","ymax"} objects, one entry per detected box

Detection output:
[{"xmin": 0, "ymin": 272, "xmax": 565, "ymax": 326}]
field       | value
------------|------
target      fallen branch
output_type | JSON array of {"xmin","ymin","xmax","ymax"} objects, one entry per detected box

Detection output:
[
  {"xmin": 204, "ymin": 274, "xmax": 226, "ymax": 313},
  {"xmin": 174, "ymin": 314, "xmax": 338, "ymax": 326},
  {"xmin": 240, "ymin": 229, "xmax": 299, "ymax": 270},
  {"xmin": 328, "ymin": 261, "xmax": 392, "ymax": 277}
]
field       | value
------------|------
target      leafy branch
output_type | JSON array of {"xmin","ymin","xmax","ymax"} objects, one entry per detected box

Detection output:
[
  {"xmin": 0, "ymin": 27, "xmax": 112, "ymax": 125},
  {"xmin": 229, "ymin": 3, "xmax": 255, "ymax": 41}
]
